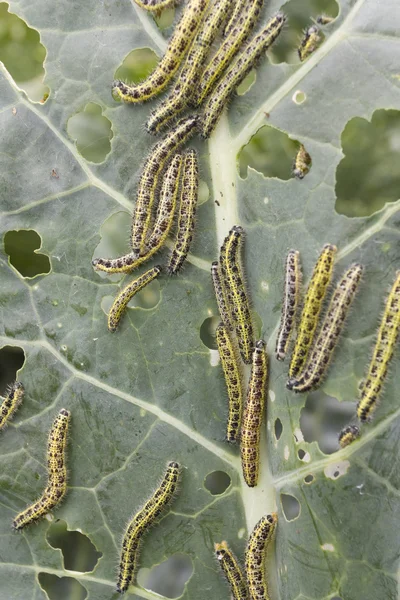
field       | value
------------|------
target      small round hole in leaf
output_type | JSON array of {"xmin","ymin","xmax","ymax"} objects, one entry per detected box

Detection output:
[{"xmin": 204, "ymin": 470, "xmax": 231, "ymax": 495}]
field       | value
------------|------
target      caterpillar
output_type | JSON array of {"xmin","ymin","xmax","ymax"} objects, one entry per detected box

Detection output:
[
  {"xmin": 133, "ymin": 0, "xmax": 182, "ymax": 12},
  {"xmin": 215, "ymin": 540, "xmax": 249, "ymax": 600},
  {"xmin": 167, "ymin": 148, "xmax": 198, "ymax": 274},
  {"xmin": 240, "ymin": 340, "xmax": 268, "ymax": 487},
  {"xmin": 211, "ymin": 261, "xmax": 233, "ymax": 332},
  {"xmin": 298, "ymin": 25, "xmax": 321, "ymax": 62},
  {"xmin": 131, "ymin": 115, "xmax": 198, "ymax": 258},
  {"xmin": 316, "ymin": 14, "xmax": 334, "ymax": 25},
  {"xmin": 216, "ymin": 323, "xmax": 243, "ymax": 443},
  {"xmin": 275, "ymin": 249, "xmax": 302, "ymax": 361},
  {"xmin": 108, "ymin": 265, "xmax": 162, "ymax": 332},
  {"xmin": 146, "ymin": 0, "xmax": 234, "ymax": 134},
  {"xmin": 193, "ymin": 0, "xmax": 264, "ymax": 106},
  {"xmin": 112, "ymin": 0, "xmax": 210, "ymax": 103},
  {"xmin": 223, "ymin": 0, "xmax": 242, "ymax": 37},
  {"xmin": 289, "ymin": 263, "xmax": 363, "ymax": 392},
  {"xmin": 199, "ymin": 12, "xmax": 286, "ymax": 138},
  {"xmin": 357, "ymin": 271, "xmax": 400, "ymax": 422},
  {"xmin": 117, "ymin": 461, "xmax": 181, "ymax": 593},
  {"xmin": 245, "ymin": 513, "xmax": 277, "ymax": 600},
  {"xmin": 288, "ymin": 243, "xmax": 337, "ymax": 382},
  {"xmin": 13, "ymin": 408, "xmax": 70, "ymax": 530},
  {"xmin": 292, "ymin": 144, "xmax": 311, "ymax": 179},
  {"xmin": 339, "ymin": 424, "xmax": 360, "ymax": 449},
  {"xmin": 0, "ymin": 381, "xmax": 24, "ymax": 431}
]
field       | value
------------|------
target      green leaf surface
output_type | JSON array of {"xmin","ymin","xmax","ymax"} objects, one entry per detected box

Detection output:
[{"xmin": 1, "ymin": 0, "xmax": 400, "ymax": 598}]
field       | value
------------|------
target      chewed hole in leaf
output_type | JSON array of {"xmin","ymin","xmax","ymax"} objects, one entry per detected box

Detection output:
[
  {"xmin": 4, "ymin": 230, "xmax": 51, "ymax": 278},
  {"xmin": 138, "ymin": 554, "xmax": 193, "ymax": 598},
  {"xmin": 131, "ymin": 279, "xmax": 161, "ymax": 309},
  {"xmin": 46, "ymin": 520, "xmax": 102, "ymax": 573},
  {"xmin": 67, "ymin": 103, "xmax": 113, "ymax": 164},
  {"xmin": 324, "ymin": 460, "xmax": 350, "ymax": 480},
  {"xmin": 336, "ymin": 109, "xmax": 400, "ymax": 217},
  {"xmin": 114, "ymin": 47, "xmax": 159, "ymax": 86},
  {"xmin": 274, "ymin": 418, "xmax": 283, "ymax": 440},
  {"xmin": 0, "ymin": 345, "xmax": 25, "ymax": 392},
  {"xmin": 293, "ymin": 90, "xmax": 306, "ymax": 104},
  {"xmin": 239, "ymin": 125, "xmax": 299, "ymax": 180},
  {"xmin": 0, "ymin": 3, "xmax": 49, "ymax": 102},
  {"xmin": 198, "ymin": 180, "xmax": 210, "ymax": 206},
  {"xmin": 304, "ymin": 474, "xmax": 314, "ymax": 484},
  {"xmin": 204, "ymin": 470, "xmax": 231, "ymax": 495},
  {"xmin": 237, "ymin": 70, "xmax": 256, "ymax": 96},
  {"xmin": 280, "ymin": 493, "xmax": 301, "ymax": 521},
  {"xmin": 153, "ymin": 7, "xmax": 176, "ymax": 30},
  {"xmin": 200, "ymin": 316, "xmax": 219, "ymax": 350},
  {"xmin": 92, "ymin": 212, "xmax": 131, "ymax": 280},
  {"xmin": 38, "ymin": 573, "xmax": 87, "ymax": 600}
]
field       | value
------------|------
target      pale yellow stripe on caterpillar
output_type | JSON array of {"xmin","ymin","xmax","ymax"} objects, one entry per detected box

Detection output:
[
  {"xmin": 146, "ymin": 0, "xmax": 234, "ymax": 134},
  {"xmin": 117, "ymin": 461, "xmax": 181, "ymax": 594},
  {"xmin": 193, "ymin": 0, "xmax": 264, "ymax": 106},
  {"xmin": 112, "ymin": 0, "xmax": 210, "ymax": 103},
  {"xmin": 216, "ymin": 323, "xmax": 243, "ymax": 443},
  {"xmin": 219, "ymin": 226, "xmax": 254, "ymax": 364},
  {"xmin": 298, "ymin": 25, "xmax": 321, "ymax": 61},
  {"xmin": 240, "ymin": 340, "xmax": 268, "ymax": 487},
  {"xmin": 131, "ymin": 115, "xmax": 198, "ymax": 258},
  {"xmin": 245, "ymin": 513, "xmax": 277, "ymax": 600},
  {"xmin": 0, "ymin": 382, "xmax": 24, "ymax": 431},
  {"xmin": 339, "ymin": 424, "xmax": 360, "ymax": 449},
  {"xmin": 289, "ymin": 263, "xmax": 364, "ymax": 392},
  {"xmin": 288, "ymin": 243, "xmax": 337, "ymax": 382},
  {"xmin": 133, "ymin": 0, "xmax": 182, "ymax": 12},
  {"xmin": 13, "ymin": 409, "xmax": 70, "ymax": 530},
  {"xmin": 211, "ymin": 261, "xmax": 233, "ymax": 332},
  {"xmin": 167, "ymin": 148, "xmax": 198, "ymax": 274},
  {"xmin": 199, "ymin": 12, "xmax": 286, "ymax": 138},
  {"xmin": 222, "ymin": 0, "xmax": 242, "ymax": 37},
  {"xmin": 275, "ymin": 250, "xmax": 302, "ymax": 361},
  {"xmin": 108, "ymin": 265, "xmax": 162, "ymax": 332},
  {"xmin": 292, "ymin": 144, "xmax": 312, "ymax": 179},
  {"xmin": 215, "ymin": 540, "xmax": 249, "ymax": 600},
  {"xmin": 357, "ymin": 270, "xmax": 400, "ymax": 422}
]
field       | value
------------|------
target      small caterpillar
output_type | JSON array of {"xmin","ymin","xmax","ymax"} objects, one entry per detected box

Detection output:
[
  {"xmin": 93, "ymin": 155, "xmax": 183, "ymax": 275},
  {"xmin": 131, "ymin": 115, "xmax": 198, "ymax": 258},
  {"xmin": 216, "ymin": 323, "xmax": 243, "ymax": 443},
  {"xmin": 240, "ymin": 340, "xmax": 268, "ymax": 487},
  {"xmin": 199, "ymin": 12, "xmax": 286, "ymax": 138},
  {"xmin": 339, "ymin": 424, "xmax": 360, "ymax": 448},
  {"xmin": 316, "ymin": 15, "xmax": 334, "ymax": 25},
  {"xmin": 298, "ymin": 25, "xmax": 321, "ymax": 62},
  {"xmin": 245, "ymin": 513, "xmax": 277, "ymax": 600},
  {"xmin": 146, "ymin": 0, "xmax": 234, "ymax": 134},
  {"xmin": 13, "ymin": 408, "xmax": 70, "ymax": 530},
  {"xmin": 112, "ymin": 0, "xmax": 210, "ymax": 103},
  {"xmin": 133, "ymin": 0, "xmax": 182, "ymax": 12},
  {"xmin": 220, "ymin": 226, "xmax": 254, "ymax": 364},
  {"xmin": 357, "ymin": 271, "xmax": 400, "ymax": 422},
  {"xmin": 0, "ymin": 381, "xmax": 24, "ymax": 431},
  {"xmin": 275, "ymin": 249, "xmax": 302, "ymax": 361},
  {"xmin": 289, "ymin": 263, "xmax": 363, "ymax": 392},
  {"xmin": 292, "ymin": 144, "xmax": 311, "ymax": 179},
  {"xmin": 193, "ymin": 0, "xmax": 264, "ymax": 106},
  {"xmin": 288, "ymin": 243, "xmax": 337, "ymax": 382},
  {"xmin": 215, "ymin": 540, "xmax": 249, "ymax": 600},
  {"xmin": 117, "ymin": 461, "xmax": 181, "ymax": 593},
  {"xmin": 211, "ymin": 261, "xmax": 233, "ymax": 332},
  {"xmin": 108, "ymin": 265, "xmax": 162, "ymax": 332},
  {"xmin": 167, "ymin": 148, "xmax": 198, "ymax": 274}
]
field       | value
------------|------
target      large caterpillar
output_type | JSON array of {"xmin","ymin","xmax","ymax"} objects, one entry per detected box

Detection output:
[
  {"xmin": 216, "ymin": 323, "xmax": 243, "ymax": 443},
  {"xmin": 245, "ymin": 513, "xmax": 277, "ymax": 600},
  {"xmin": 215, "ymin": 540, "xmax": 249, "ymax": 600},
  {"xmin": 275, "ymin": 249, "xmax": 302, "ymax": 361},
  {"xmin": 0, "ymin": 381, "xmax": 24, "ymax": 431}
]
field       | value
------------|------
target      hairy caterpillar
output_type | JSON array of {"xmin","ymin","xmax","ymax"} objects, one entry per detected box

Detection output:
[
  {"xmin": 215, "ymin": 540, "xmax": 249, "ymax": 600},
  {"xmin": 167, "ymin": 148, "xmax": 198, "ymax": 274},
  {"xmin": 316, "ymin": 14, "xmax": 334, "ymax": 25},
  {"xmin": 288, "ymin": 243, "xmax": 337, "ymax": 382},
  {"xmin": 339, "ymin": 424, "xmax": 360, "ymax": 449},
  {"xmin": 216, "ymin": 323, "xmax": 243, "ymax": 442},
  {"xmin": 13, "ymin": 409, "xmax": 70, "ymax": 530},
  {"xmin": 146, "ymin": 0, "xmax": 234, "ymax": 134},
  {"xmin": 292, "ymin": 144, "xmax": 311, "ymax": 179},
  {"xmin": 0, "ymin": 381, "xmax": 24, "ymax": 431},
  {"xmin": 275, "ymin": 249, "xmax": 302, "ymax": 361},
  {"xmin": 245, "ymin": 513, "xmax": 277, "ymax": 600},
  {"xmin": 108, "ymin": 265, "xmax": 162, "ymax": 332},
  {"xmin": 240, "ymin": 340, "xmax": 268, "ymax": 487},
  {"xmin": 357, "ymin": 271, "xmax": 400, "ymax": 422},
  {"xmin": 199, "ymin": 12, "xmax": 286, "ymax": 138},
  {"xmin": 220, "ymin": 226, "xmax": 254, "ymax": 364},
  {"xmin": 211, "ymin": 261, "xmax": 233, "ymax": 332},
  {"xmin": 113, "ymin": 0, "xmax": 210, "ymax": 103},
  {"xmin": 117, "ymin": 461, "xmax": 181, "ymax": 593},
  {"xmin": 223, "ymin": 0, "xmax": 242, "ymax": 37},
  {"xmin": 289, "ymin": 263, "xmax": 363, "ymax": 392},
  {"xmin": 193, "ymin": 0, "xmax": 264, "ymax": 106},
  {"xmin": 298, "ymin": 25, "xmax": 321, "ymax": 62},
  {"xmin": 133, "ymin": 0, "xmax": 182, "ymax": 12}
]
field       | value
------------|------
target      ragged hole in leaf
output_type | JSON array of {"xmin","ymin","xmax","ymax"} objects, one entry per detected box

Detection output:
[
  {"xmin": 138, "ymin": 554, "xmax": 193, "ymax": 599},
  {"xmin": 280, "ymin": 493, "xmax": 301, "ymax": 521},
  {"xmin": 239, "ymin": 125, "xmax": 299, "ymax": 180},
  {"xmin": 304, "ymin": 474, "xmax": 314, "ymax": 484},
  {"xmin": 46, "ymin": 520, "xmax": 102, "ymax": 573},
  {"xmin": 114, "ymin": 48, "xmax": 159, "ymax": 89},
  {"xmin": 0, "ymin": 3, "xmax": 49, "ymax": 102},
  {"xmin": 0, "ymin": 345, "xmax": 25, "ymax": 393},
  {"xmin": 153, "ymin": 7, "xmax": 176, "ymax": 30},
  {"xmin": 131, "ymin": 279, "xmax": 161, "ymax": 310},
  {"xmin": 204, "ymin": 471, "xmax": 231, "ymax": 495},
  {"xmin": 336, "ymin": 109, "xmax": 400, "ymax": 217},
  {"xmin": 200, "ymin": 316, "xmax": 219, "ymax": 350},
  {"xmin": 4, "ymin": 230, "xmax": 51, "ymax": 278},
  {"xmin": 237, "ymin": 70, "xmax": 256, "ymax": 96},
  {"xmin": 67, "ymin": 103, "xmax": 113, "ymax": 164},
  {"xmin": 198, "ymin": 179, "xmax": 210, "ymax": 206},
  {"xmin": 38, "ymin": 573, "xmax": 87, "ymax": 600},
  {"xmin": 274, "ymin": 418, "xmax": 283, "ymax": 440}
]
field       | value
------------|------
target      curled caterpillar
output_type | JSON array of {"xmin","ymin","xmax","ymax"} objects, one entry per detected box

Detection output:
[
  {"xmin": 292, "ymin": 144, "xmax": 311, "ymax": 179},
  {"xmin": 339, "ymin": 424, "xmax": 360, "ymax": 448}
]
